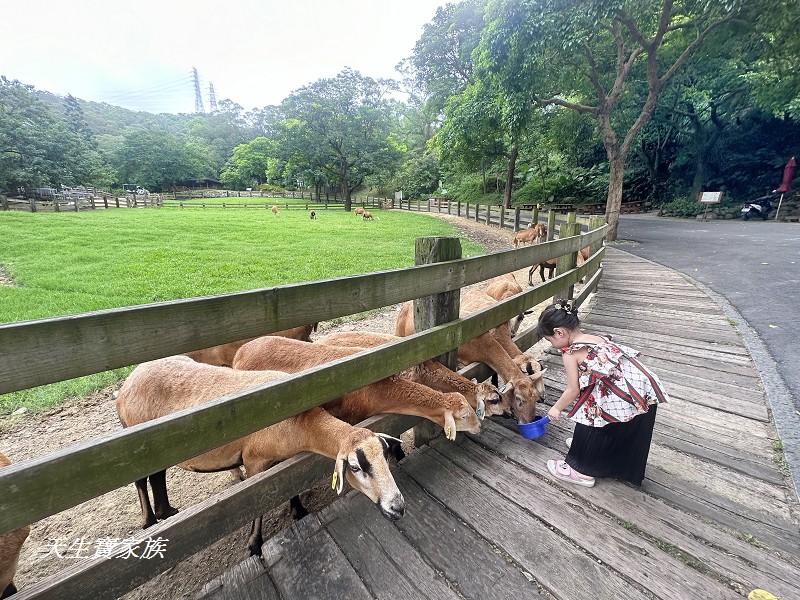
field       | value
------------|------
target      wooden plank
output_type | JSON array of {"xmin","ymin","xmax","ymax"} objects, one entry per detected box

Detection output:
[
  {"xmin": 643, "ymin": 467, "xmax": 800, "ymax": 556},
  {"xmin": 417, "ymin": 440, "xmax": 741, "ymax": 600},
  {"xmin": 387, "ymin": 468, "xmax": 541, "ymax": 599},
  {"xmin": 647, "ymin": 445, "xmax": 795, "ymax": 522},
  {"xmin": 0, "ymin": 227, "xmax": 605, "ymax": 395},
  {"xmin": 9, "ymin": 414, "xmax": 421, "ymax": 600},
  {"xmin": 584, "ymin": 313, "xmax": 742, "ymax": 345},
  {"xmin": 587, "ymin": 303, "xmax": 736, "ymax": 330},
  {"xmin": 445, "ymin": 426, "xmax": 800, "ymax": 600},
  {"xmin": 652, "ymin": 429, "xmax": 785, "ymax": 485},
  {"xmin": 402, "ymin": 448, "xmax": 652, "ymax": 599},
  {"xmin": 262, "ymin": 515, "xmax": 372, "ymax": 599},
  {"xmin": 579, "ymin": 321, "xmax": 749, "ymax": 358},
  {"xmin": 198, "ymin": 556, "xmax": 278, "ymax": 600},
  {"xmin": 320, "ymin": 490, "xmax": 466, "ymax": 600}
]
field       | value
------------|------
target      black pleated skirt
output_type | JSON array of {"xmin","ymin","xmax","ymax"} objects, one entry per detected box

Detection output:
[{"xmin": 564, "ymin": 404, "xmax": 658, "ymax": 486}]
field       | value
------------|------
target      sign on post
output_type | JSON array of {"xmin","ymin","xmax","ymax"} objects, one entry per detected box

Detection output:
[
  {"xmin": 698, "ymin": 191, "xmax": 722, "ymax": 221},
  {"xmin": 698, "ymin": 191, "xmax": 723, "ymax": 203}
]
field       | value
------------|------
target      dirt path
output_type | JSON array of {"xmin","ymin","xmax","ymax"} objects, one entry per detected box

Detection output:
[{"xmin": 1, "ymin": 214, "xmax": 540, "ymax": 599}]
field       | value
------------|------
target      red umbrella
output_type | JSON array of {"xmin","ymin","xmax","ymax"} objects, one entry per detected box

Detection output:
[
  {"xmin": 776, "ymin": 156, "xmax": 796, "ymax": 193},
  {"xmin": 774, "ymin": 156, "xmax": 796, "ymax": 219}
]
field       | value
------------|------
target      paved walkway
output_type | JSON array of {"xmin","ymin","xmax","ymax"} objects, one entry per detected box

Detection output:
[{"xmin": 197, "ymin": 248, "xmax": 800, "ymax": 600}]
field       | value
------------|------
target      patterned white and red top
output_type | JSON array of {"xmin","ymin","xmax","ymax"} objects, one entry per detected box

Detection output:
[{"xmin": 560, "ymin": 336, "xmax": 670, "ymax": 427}]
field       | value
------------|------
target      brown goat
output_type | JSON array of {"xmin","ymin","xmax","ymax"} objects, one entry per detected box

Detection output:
[
  {"xmin": 232, "ymin": 337, "xmax": 481, "ymax": 439},
  {"xmin": 0, "ymin": 452, "xmax": 31, "ymax": 598},
  {"xmin": 115, "ymin": 356, "xmax": 405, "ymax": 555},
  {"xmin": 362, "ymin": 210, "xmax": 373, "ymax": 221},
  {"xmin": 271, "ymin": 205, "xmax": 279, "ymax": 215},
  {"xmin": 315, "ymin": 331, "xmax": 506, "ymax": 418},
  {"xmin": 484, "ymin": 273, "xmax": 532, "ymax": 336},
  {"xmin": 184, "ymin": 324, "xmax": 318, "ymax": 368},
  {"xmin": 512, "ymin": 223, "xmax": 546, "ymax": 248},
  {"xmin": 354, "ymin": 207, "xmax": 365, "ymax": 217},
  {"xmin": 528, "ymin": 246, "xmax": 589, "ymax": 285}
]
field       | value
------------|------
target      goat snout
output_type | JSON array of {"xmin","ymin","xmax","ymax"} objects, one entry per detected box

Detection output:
[{"xmin": 379, "ymin": 493, "xmax": 406, "ymax": 521}]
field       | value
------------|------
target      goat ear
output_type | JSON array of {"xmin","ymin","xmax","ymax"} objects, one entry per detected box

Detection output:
[
  {"xmin": 333, "ymin": 457, "xmax": 345, "ymax": 495},
  {"xmin": 444, "ymin": 411, "xmax": 457, "ymax": 441}
]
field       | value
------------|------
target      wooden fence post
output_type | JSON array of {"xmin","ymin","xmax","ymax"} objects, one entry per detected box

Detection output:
[
  {"xmin": 513, "ymin": 207, "xmax": 521, "ymax": 231},
  {"xmin": 553, "ymin": 213, "xmax": 581, "ymax": 304},
  {"xmin": 474, "ymin": 204, "xmax": 480, "ymax": 222},
  {"xmin": 457, "ymin": 201, "xmax": 461, "ymax": 217},
  {"xmin": 485, "ymin": 204, "xmax": 491, "ymax": 225},
  {"xmin": 412, "ymin": 236, "xmax": 462, "ymax": 446},
  {"xmin": 546, "ymin": 210, "xmax": 556, "ymax": 241},
  {"xmin": 0, "ymin": 196, "xmax": 8, "ymax": 211}
]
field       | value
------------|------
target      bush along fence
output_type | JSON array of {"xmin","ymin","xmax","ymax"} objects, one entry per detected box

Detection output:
[{"xmin": 0, "ymin": 219, "xmax": 605, "ymax": 600}]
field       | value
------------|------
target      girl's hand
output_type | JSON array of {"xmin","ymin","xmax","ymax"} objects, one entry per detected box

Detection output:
[{"xmin": 548, "ymin": 406, "xmax": 563, "ymax": 422}]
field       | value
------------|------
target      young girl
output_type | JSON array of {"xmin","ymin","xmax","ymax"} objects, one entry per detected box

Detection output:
[{"xmin": 537, "ymin": 302, "xmax": 670, "ymax": 487}]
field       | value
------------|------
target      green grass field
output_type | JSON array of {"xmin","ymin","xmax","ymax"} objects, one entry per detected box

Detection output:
[{"xmin": 0, "ymin": 207, "xmax": 485, "ymax": 415}]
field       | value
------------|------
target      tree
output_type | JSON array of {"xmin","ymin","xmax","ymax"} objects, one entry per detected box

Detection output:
[
  {"xmin": 483, "ymin": 0, "xmax": 744, "ymax": 240},
  {"xmin": 220, "ymin": 137, "xmax": 275, "ymax": 189},
  {"xmin": 115, "ymin": 129, "xmax": 210, "ymax": 191},
  {"xmin": 281, "ymin": 69, "xmax": 401, "ymax": 209}
]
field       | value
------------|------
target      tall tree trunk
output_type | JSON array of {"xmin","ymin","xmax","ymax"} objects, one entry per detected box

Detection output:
[
  {"xmin": 340, "ymin": 159, "xmax": 351, "ymax": 211},
  {"xmin": 598, "ymin": 111, "xmax": 624, "ymax": 241},
  {"xmin": 503, "ymin": 145, "xmax": 518, "ymax": 209}
]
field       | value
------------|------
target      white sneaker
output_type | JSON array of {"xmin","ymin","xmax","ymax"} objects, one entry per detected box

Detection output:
[{"xmin": 565, "ymin": 437, "xmax": 573, "ymax": 450}]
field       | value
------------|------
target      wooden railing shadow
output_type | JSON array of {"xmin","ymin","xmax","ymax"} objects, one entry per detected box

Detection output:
[{"xmin": 0, "ymin": 220, "xmax": 606, "ymax": 599}]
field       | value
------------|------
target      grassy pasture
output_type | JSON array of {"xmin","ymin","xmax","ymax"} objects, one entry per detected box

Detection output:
[{"xmin": 0, "ymin": 208, "xmax": 484, "ymax": 415}]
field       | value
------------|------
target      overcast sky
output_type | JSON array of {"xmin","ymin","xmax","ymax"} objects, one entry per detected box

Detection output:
[{"xmin": 3, "ymin": 0, "xmax": 446, "ymax": 114}]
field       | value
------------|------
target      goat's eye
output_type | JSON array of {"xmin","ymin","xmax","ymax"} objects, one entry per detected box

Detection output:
[
  {"xmin": 349, "ymin": 464, "xmax": 361, "ymax": 474},
  {"xmin": 489, "ymin": 398, "xmax": 502, "ymax": 405}
]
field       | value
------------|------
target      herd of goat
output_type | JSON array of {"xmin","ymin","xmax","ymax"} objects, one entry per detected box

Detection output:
[{"xmin": 1, "ymin": 219, "xmax": 578, "ymax": 595}]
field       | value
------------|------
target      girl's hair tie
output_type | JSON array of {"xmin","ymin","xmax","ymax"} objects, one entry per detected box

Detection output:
[{"xmin": 557, "ymin": 301, "xmax": 577, "ymax": 315}]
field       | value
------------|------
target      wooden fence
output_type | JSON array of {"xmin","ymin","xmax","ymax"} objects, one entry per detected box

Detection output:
[
  {"xmin": 0, "ymin": 218, "xmax": 606, "ymax": 599},
  {"xmin": 0, "ymin": 193, "xmax": 388, "ymax": 213}
]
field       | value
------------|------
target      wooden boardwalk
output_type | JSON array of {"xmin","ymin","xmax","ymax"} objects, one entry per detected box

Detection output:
[{"xmin": 198, "ymin": 248, "xmax": 800, "ymax": 600}]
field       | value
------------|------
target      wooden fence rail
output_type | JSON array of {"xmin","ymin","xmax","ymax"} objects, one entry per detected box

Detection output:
[{"xmin": 0, "ymin": 222, "xmax": 606, "ymax": 599}]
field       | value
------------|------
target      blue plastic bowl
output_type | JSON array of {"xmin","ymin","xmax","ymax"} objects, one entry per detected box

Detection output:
[{"xmin": 518, "ymin": 415, "xmax": 550, "ymax": 439}]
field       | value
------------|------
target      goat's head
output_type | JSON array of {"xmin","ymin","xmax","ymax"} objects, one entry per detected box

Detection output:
[
  {"xmin": 334, "ymin": 430, "xmax": 405, "ymax": 521},
  {"xmin": 473, "ymin": 380, "xmax": 509, "ymax": 418},
  {"xmin": 501, "ymin": 369, "xmax": 547, "ymax": 424},
  {"xmin": 441, "ymin": 392, "xmax": 481, "ymax": 440}
]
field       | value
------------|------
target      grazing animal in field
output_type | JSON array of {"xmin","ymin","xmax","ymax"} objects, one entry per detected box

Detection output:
[
  {"xmin": 354, "ymin": 207, "xmax": 365, "ymax": 217},
  {"xmin": 271, "ymin": 205, "xmax": 279, "ymax": 215},
  {"xmin": 0, "ymin": 452, "xmax": 30, "ymax": 598},
  {"xmin": 115, "ymin": 356, "xmax": 405, "ymax": 555},
  {"xmin": 512, "ymin": 222, "xmax": 547, "ymax": 248},
  {"xmin": 309, "ymin": 210, "xmax": 316, "ymax": 220},
  {"xmin": 362, "ymin": 210, "xmax": 373, "ymax": 221}
]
